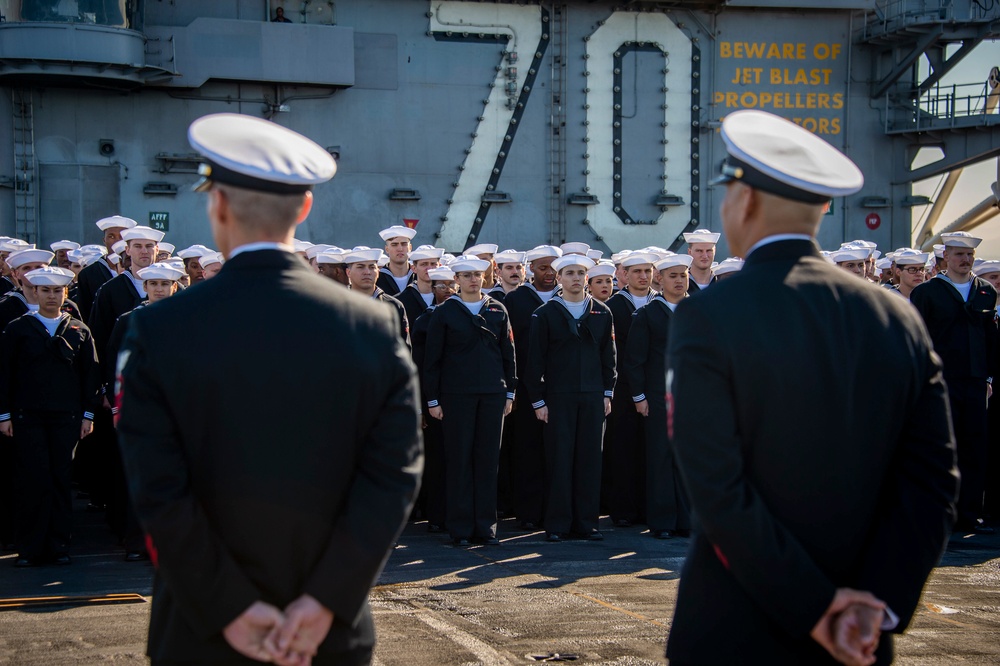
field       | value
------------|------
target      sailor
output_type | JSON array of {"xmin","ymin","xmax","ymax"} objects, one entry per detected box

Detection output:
[
  {"xmin": 667, "ymin": 109, "xmax": 956, "ymax": 664},
  {"xmin": 177, "ymin": 244, "xmax": 213, "ymax": 284},
  {"xmin": 487, "ymin": 249, "xmax": 526, "ymax": 302},
  {"xmin": 116, "ymin": 112, "xmax": 421, "ymax": 664},
  {"xmin": 624, "ymin": 254, "xmax": 693, "ymax": 539},
  {"xmin": 587, "ymin": 262, "xmax": 616, "ymax": 303},
  {"xmin": 0, "ymin": 249, "xmax": 82, "ymax": 333},
  {"xmin": 930, "ymin": 244, "xmax": 946, "ymax": 276},
  {"xmin": 88, "ymin": 225, "xmax": 164, "ymax": 358},
  {"xmin": 0, "ymin": 239, "xmax": 32, "ymax": 296},
  {"xmin": 0, "ymin": 266, "xmax": 100, "ymax": 567},
  {"xmin": 423, "ymin": 256, "xmax": 515, "ymax": 546},
  {"xmin": 345, "ymin": 247, "xmax": 410, "ymax": 346},
  {"xmin": 409, "ymin": 267, "xmax": 458, "ymax": 533},
  {"xmin": 156, "ymin": 242, "xmax": 175, "ymax": 262},
  {"xmin": 711, "ymin": 256, "xmax": 744, "ymax": 281},
  {"xmin": 605, "ymin": 251, "xmax": 659, "ymax": 527},
  {"xmin": 103, "ymin": 262, "xmax": 186, "ymax": 562},
  {"xmin": 891, "ymin": 249, "xmax": 929, "ymax": 299},
  {"xmin": 76, "ymin": 216, "xmax": 139, "ymax": 322},
  {"xmin": 560, "ymin": 242, "xmax": 590, "ymax": 257},
  {"xmin": 830, "ymin": 246, "xmax": 870, "ymax": 279},
  {"xmin": 375, "ymin": 225, "xmax": 417, "ymax": 296},
  {"xmin": 395, "ymin": 245, "xmax": 443, "ymax": 330},
  {"xmin": 304, "ymin": 244, "xmax": 336, "ymax": 272},
  {"xmin": 466, "ymin": 243, "xmax": 499, "ymax": 290},
  {"xmin": 50, "ymin": 240, "xmax": 81, "ymax": 270},
  {"xmin": 910, "ymin": 231, "xmax": 997, "ymax": 534},
  {"xmin": 503, "ymin": 244, "xmax": 562, "ymax": 530},
  {"xmin": 199, "ymin": 252, "xmax": 224, "ymax": 279},
  {"xmin": 316, "ymin": 249, "xmax": 349, "ymax": 285},
  {"xmin": 526, "ymin": 254, "xmax": 615, "ymax": 542},
  {"xmin": 684, "ymin": 229, "xmax": 720, "ymax": 293},
  {"xmin": 980, "ymin": 260, "xmax": 1000, "ymax": 523}
]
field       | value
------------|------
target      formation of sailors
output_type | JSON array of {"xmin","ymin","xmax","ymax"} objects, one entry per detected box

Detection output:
[{"xmin": 1, "ymin": 214, "xmax": 997, "ymax": 564}]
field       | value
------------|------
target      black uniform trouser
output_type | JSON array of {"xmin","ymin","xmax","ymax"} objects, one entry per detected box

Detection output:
[
  {"xmin": 987, "ymin": 392, "xmax": 1000, "ymax": 519},
  {"xmin": 441, "ymin": 392, "xmax": 505, "ymax": 540},
  {"xmin": 422, "ymin": 416, "xmax": 447, "ymax": 527},
  {"xmin": 13, "ymin": 410, "xmax": 78, "ymax": 559},
  {"xmin": 0, "ymin": 439, "xmax": 14, "ymax": 547},
  {"xmin": 510, "ymin": 386, "xmax": 546, "ymax": 525},
  {"xmin": 543, "ymin": 392, "xmax": 605, "ymax": 535},
  {"xmin": 607, "ymin": 393, "xmax": 646, "ymax": 523},
  {"xmin": 644, "ymin": 395, "xmax": 690, "ymax": 531},
  {"xmin": 948, "ymin": 377, "xmax": 989, "ymax": 525}
]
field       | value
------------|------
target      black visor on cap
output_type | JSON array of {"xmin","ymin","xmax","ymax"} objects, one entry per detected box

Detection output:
[
  {"xmin": 711, "ymin": 157, "xmax": 832, "ymax": 205},
  {"xmin": 193, "ymin": 161, "xmax": 313, "ymax": 195}
]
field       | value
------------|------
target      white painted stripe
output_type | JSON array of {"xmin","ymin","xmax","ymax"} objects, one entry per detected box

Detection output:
[{"xmin": 413, "ymin": 609, "xmax": 513, "ymax": 666}]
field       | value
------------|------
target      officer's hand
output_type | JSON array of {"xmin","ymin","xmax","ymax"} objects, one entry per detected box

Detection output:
[
  {"xmin": 222, "ymin": 601, "xmax": 286, "ymax": 663},
  {"xmin": 604, "ymin": 398, "xmax": 612, "ymax": 416},
  {"xmin": 503, "ymin": 399, "xmax": 513, "ymax": 416},
  {"xmin": 988, "ymin": 383, "xmax": 993, "ymax": 401},
  {"xmin": 80, "ymin": 419, "xmax": 94, "ymax": 440},
  {"xmin": 534, "ymin": 406, "xmax": 548, "ymax": 423},
  {"xmin": 267, "ymin": 594, "xmax": 334, "ymax": 665},
  {"xmin": 429, "ymin": 406, "xmax": 443, "ymax": 420},
  {"xmin": 831, "ymin": 602, "xmax": 883, "ymax": 666},
  {"xmin": 0, "ymin": 421, "xmax": 11, "ymax": 437},
  {"xmin": 810, "ymin": 588, "xmax": 885, "ymax": 666},
  {"xmin": 102, "ymin": 396, "xmax": 112, "ymax": 410},
  {"xmin": 634, "ymin": 399, "xmax": 649, "ymax": 417}
]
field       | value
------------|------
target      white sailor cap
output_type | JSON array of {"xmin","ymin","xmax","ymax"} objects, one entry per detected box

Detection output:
[
  {"xmin": 976, "ymin": 260, "xmax": 1000, "ymax": 276},
  {"xmin": 73, "ymin": 251, "xmax": 105, "ymax": 268},
  {"xmin": 655, "ymin": 254, "xmax": 694, "ymax": 271},
  {"xmin": 588, "ymin": 262, "xmax": 616, "ymax": 279},
  {"xmin": 379, "ymin": 225, "xmax": 417, "ymax": 242},
  {"xmin": 111, "ymin": 240, "xmax": 127, "ymax": 255},
  {"xmin": 524, "ymin": 245, "xmax": 563, "ymax": 262},
  {"xmin": 610, "ymin": 250, "xmax": 631, "ymax": 265},
  {"xmin": 893, "ymin": 249, "xmax": 929, "ymax": 266},
  {"xmin": 712, "ymin": 110, "xmax": 864, "ymax": 203},
  {"xmin": 642, "ymin": 245, "xmax": 670, "ymax": 255},
  {"xmin": 342, "ymin": 248, "xmax": 383, "ymax": 264},
  {"xmin": 875, "ymin": 257, "xmax": 893, "ymax": 271},
  {"xmin": 552, "ymin": 255, "xmax": 595, "ymax": 272},
  {"xmin": 441, "ymin": 253, "xmax": 457, "ymax": 265},
  {"xmin": 108, "ymin": 253, "xmax": 121, "ymax": 266},
  {"xmin": 24, "ymin": 266, "xmax": 74, "ymax": 286},
  {"xmin": 80, "ymin": 244, "xmax": 108, "ymax": 256},
  {"xmin": 305, "ymin": 244, "xmax": 336, "ymax": 260},
  {"xmin": 189, "ymin": 113, "xmax": 336, "ymax": 194},
  {"xmin": 449, "ymin": 256, "xmax": 491, "ymax": 273},
  {"xmin": 428, "ymin": 267, "xmax": 457, "ymax": 281},
  {"xmin": 712, "ymin": 257, "xmax": 745, "ymax": 276},
  {"xmin": 586, "ymin": 249, "xmax": 604, "ymax": 261},
  {"xmin": 177, "ymin": 244, "xmax": 213, "ymax": 259},
  {"xmin": 933, "ymin": 244, "xmax": 945, "ymax": 259},
  {"xmin": 122, "ymin": 226, "xmax": 165, "ymax": 243},
  {"xmin": 841, "ymin": 240, "xmax": 878, "ymax": 258},
  {"xmin": 494, "ymin": 249, "xmax": 526, "ymax": 265},
  {"xmin": 466, "ymin": 243, "xmax": 498, "ymax": 256},
  {"xmin": 96, "ymin": 215, "xmax": 138, "ymax": 231},
  {"xmin": 316, "ymin": 250, "xmax": 349, "ymax": 265},
  {"xmin": 830, "ymin": 248, "xmax": 870, "ymax": 263},
  {"xmin": 377, "ymin": 253, "xmax": 390, "ymax": 267},
  {"xmin": 293, "ymin": 240, "xmax": 314, "ymax": 253},
  {"xmin": 199, "ymin": 252, "xmax": 223, "ymax": 269},
  {"xmin": 941, "ymin": 231, "xmax": 982, "ymax": 249},
  {"xmin": 136, "ymin": 263, "xmax": 186, "ymax": 282},
  {"xmin": 0, "ymin": 239, "xmax": 32, "ymax": 253},
  {"xmin": 621, "ymin": 252, "xmax": 659, "ymax": 268},
  {"xmin": 50, "ymin": 240, "xmax": 80, "ymax": 252},
  {"xmin": 409, "ymin": 245, "xmax": 445, "ymax": 262},
  {"xmin": 682, "ymin": 230, "xmax": 720, "ymax": 245},
  {"xmin": 7, "ymin": 249, "xmax": 54, "ymax": 269},
  {"xmin": 560, "ymin": 242, "xmax": 591, "ymax": 256},
  {"xmin": 165, "ymin": 257, "xmax": 186, "ymax": 271},
  {"xmin": 157, "ymin": 242, "xmax": 176, "ymax": 255}
]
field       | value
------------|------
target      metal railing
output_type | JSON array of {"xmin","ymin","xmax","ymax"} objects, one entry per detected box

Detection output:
[
  {"xmin": 887, "ymin": 79, "xmax": 1000, "ymax": 131},
  {"xmin": 862, "ymin": 0, "xmax": 999, "ymax": 41}
]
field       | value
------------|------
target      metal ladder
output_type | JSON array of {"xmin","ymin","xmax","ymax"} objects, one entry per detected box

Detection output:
[
  {"xmin": 548, "ymin": 3, "xmax": 567, "ymax": 246},
  {"xmin": 12, "ymin": 89, "xmax": 37, "ymax": 243}
]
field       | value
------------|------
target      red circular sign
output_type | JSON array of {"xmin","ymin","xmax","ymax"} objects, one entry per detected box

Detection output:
[{"xmin": 865, "ymin": 213, "xmax": 881, "ymax": 230}]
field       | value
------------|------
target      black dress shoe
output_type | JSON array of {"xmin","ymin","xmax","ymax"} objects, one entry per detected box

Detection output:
[
  {"xmin": 546, "ymin": 532, "xmax": 562, "ymax": 542},
  {"xmin": 53, "ymin": 554, "xmax": 71, "ymax": 565},
  {"xmin": 452, "ymin": 538, "xmax": 471, "ymax": 547},
  {"xmin": 14, "ymin": 557, "xmax": 36, "ymax": 568},
  {"xmin": 651, "ymin": 530, "xmax": 672, "ymax": 539},
  {"xmin": 586, "ymin": 530, "xmax": 604, "ymax": 541},
  {"xmin": 614, "ymin": 519, "xmax": 632, "ymax": 528},
  {"xmin": 956, "ymin": 520, "xmax": 995, "ymax": 535}
]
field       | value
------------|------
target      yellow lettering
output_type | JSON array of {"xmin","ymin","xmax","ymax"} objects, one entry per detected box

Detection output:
[
  {"xmin": 746, "ymin": 42, "xmax": 765, "ymax": 59},
  {"xmin": 814, "ymin": 43, "xmax": 830, "ymax": 60},
  {"xmin": 818, "ymin": 118, "xmax": 830, "ymax": 134},
  {"xmin": 807, "ymin": 93, "xmax": 816, "ymax": 108},
  {"xmin": 795, "ymin": 93, "xmax": 804, "ymax": 108},
  {"xmin": 797, "ymin": 43, "xmax": 806, "ymax": 59},
  {"xmin": 831, "ymin": 118, "xmax": 841, "ymax": 134},
  {"xmin": 818, "ymin": 93, "xmax": 830, "ymax": 109},
  {"xmin": 774, "ymin": 93, "xmax": 784, "ymax": 109},
  {"xmin": 793, "ymin": 69, "xmax": 808, "ymax": 85},
  {"xmin": 833, "ymin": 93, "xmax": 844, "ymax": 109},
  {"xmin": 770, "ymin": 68, "xmax": 782, "ymax": 85},
  {"xmin": 714, "ymin": 91, "xmax": 724, "ymax": 105},
  {"xmin": 720, "ymin": 41, "xmax": 731, "ymax": 58},
  {"xmin": 767, "ymin": 43, "xmax": 781, "ymax": 58},
  {"xmin": 831, "ymin": 43, "xmax": 842, "ymax": 60},
  {"xmin": 783, "ymin": 43, "xmax": 794, "ymax": 59},
  {"xmin": 802, "ymin": 118, "xmax": 818, "ymax": 132},
  {"xmin": 725, "ymin": 92, "xmax": 738, "ymax": 107},
  {"xmin": 759, "ymin": 92, "xmax": 773, "ymax": 107},
  {"xmin": 740, "ymin": 91, "xmax": 758, "ymax": 108}
]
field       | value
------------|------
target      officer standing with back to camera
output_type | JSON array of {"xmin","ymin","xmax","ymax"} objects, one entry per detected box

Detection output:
[
  {"xmin": 666, "ymin": 110, "xmax": 957, "ymax": 666},
  {"xmin": 116, "ymin": 113, "xmax": 423, "ymax": 666}
]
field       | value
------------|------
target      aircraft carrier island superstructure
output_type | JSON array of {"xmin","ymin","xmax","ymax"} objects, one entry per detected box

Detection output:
[{"xmin": 0, "ymin": 0, "xmax": 998, "ymax": 255}]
